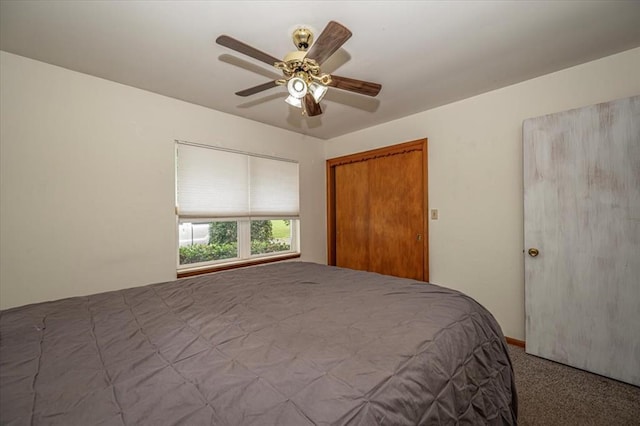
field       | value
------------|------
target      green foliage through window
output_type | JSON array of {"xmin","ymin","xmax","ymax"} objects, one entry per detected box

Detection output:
[
  {"xmin": 209, "ymin": 222, "xmax": 237, "ymax": 245},
  {"xmin": 180, "ymin": 220, "xmax": 292, "ymax": 265},
  {"xmin": 179, "ymin": 242, "xmax": 237, "ymax": 264},
  {"xmin": 251, "ymin": 220, "xmax": 273, "ymax": 243}
]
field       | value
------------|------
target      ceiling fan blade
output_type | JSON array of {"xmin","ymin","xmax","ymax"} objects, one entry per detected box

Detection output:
[
  {"xmin": 305, "ymin": 21, "xmax": 352, "ymax": 65},
  {"xmin": 329, "ymin": 75, "xmax": 382, "ymax": 97},
  {"xmin": 235, "ymin": 80, "xmax": 279, "ymax": 97},
  {"xmin": 304, "ymin": 93, "xmax": 322, "ymax": 116},
  {"xmin": 216, "ymin": 35, "xmax": 281, "ymax": 67}
]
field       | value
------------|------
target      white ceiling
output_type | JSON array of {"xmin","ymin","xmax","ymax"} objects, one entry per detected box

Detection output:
[{"xmin": 1, "ymin": 1, "xmax": 639, "ymax": 140}]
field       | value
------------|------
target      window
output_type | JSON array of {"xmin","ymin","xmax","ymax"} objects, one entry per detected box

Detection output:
[{"xmin": 176, "ymin": 141, "xmax": 300, "ymax": 273}]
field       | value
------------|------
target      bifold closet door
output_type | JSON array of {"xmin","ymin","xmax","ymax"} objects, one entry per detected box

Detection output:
[
  {"xmin": 368, "ymin": 151, "xmax": 424, "ymax": 280},
  {"xmin": 333, "ymin": 148, "xmax": 426, "ymax": 281},
  {"xmin": 335, "ymin": 160, "xmax": 370, "ymax": 272}
]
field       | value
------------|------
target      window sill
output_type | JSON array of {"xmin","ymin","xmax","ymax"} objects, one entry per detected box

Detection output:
[{"xmin": 177, "ymin": 253, "xmax": 301, "ymax": 278}]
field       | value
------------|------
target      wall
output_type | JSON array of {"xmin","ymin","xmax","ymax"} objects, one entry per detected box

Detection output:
[
  {"xmin": 2, "ymin": 48, "xmax": 639, "ymax": 337},
  {"xmin": 325, "ymin": 47, "xmax": 640, "ymax": 340},
  {"xmin": 0, "ymin": 51, "xmax": 327, "ymax": 310}
]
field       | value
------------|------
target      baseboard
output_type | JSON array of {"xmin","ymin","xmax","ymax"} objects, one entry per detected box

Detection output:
[{"xmin": 506, "ymin": 337, "xmax": 525, "ymax": 348}]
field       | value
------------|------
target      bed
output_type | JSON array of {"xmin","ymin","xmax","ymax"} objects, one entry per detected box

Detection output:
[{"xmin": 0, "ymin": 262, "xmax": 517, "ymax": 425}]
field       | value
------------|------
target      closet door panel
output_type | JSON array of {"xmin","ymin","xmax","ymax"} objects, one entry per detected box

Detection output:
[
  {"xmin": 335, "ymin": 161, "xmax": 370, "ymax": 271},
  {"xmin": 369, "ymin": 151, "xmax": 424, "ymax": 280}
]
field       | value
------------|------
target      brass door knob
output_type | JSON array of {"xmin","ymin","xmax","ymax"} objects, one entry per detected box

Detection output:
[{"xmin": 528, "ymin": 248, "xmax": 539, "ymax": 257}]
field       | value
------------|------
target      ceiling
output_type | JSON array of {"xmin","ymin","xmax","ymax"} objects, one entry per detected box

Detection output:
[{"xmin": 1, "ymin": 1, "xmax": 639, "ymax": 140}]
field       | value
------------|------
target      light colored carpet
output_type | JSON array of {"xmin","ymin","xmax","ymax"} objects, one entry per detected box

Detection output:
[{"xmin": 508, "ymin": 345, "xmax": 640, "ymax": 425}]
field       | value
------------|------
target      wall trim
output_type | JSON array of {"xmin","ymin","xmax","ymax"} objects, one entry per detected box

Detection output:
[{"xmin": 506, "ymin": 337, "xmax": 526, "ymax": 348}]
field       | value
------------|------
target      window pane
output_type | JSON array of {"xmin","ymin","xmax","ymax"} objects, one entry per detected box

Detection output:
[
  {"xmin": 178, "ymin": 221, "xmax": 238, "ymax": 265},
  {"xmin": 251, "ymin": 219, "xmax": 292, "ymax": 255}
]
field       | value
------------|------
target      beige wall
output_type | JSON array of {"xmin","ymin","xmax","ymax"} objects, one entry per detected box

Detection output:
[
  {"xmin": 0, "ymin": 51, "xmax": 327, "ymax": 310},
  {"xmin": 325, "ymin": 48, "xmax": 640, "ymax": 340},
  {"xmin": 2, "ymin": 48, "xmax": 639, "ymax": 341}
]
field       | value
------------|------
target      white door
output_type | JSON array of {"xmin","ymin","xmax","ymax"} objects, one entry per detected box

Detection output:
[{"xmin": 523, "ymin": 96, "xmax": 640, "ymax": 386}]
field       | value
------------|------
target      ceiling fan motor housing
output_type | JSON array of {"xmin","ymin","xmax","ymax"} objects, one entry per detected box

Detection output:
[{"xmin": 283, "ymin": 50, "xmax": 306, "ymax": 64}]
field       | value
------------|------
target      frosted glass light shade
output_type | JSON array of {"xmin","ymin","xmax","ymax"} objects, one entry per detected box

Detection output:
[
  {"xmin": 287, "ymin": 77, "xmax": 307, "ymax": 99},
  {"xmin": 309, "ymin": 83, "xmax": 328, "ymax": 103},
  {"xmin": 285, "ymin": 95, "xmax": 302, "ymax": 108}
]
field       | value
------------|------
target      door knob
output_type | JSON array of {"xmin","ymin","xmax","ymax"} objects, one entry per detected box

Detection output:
[{"xmin": 528, "ymin": 248, "xmax": 539, "ymax": 257}]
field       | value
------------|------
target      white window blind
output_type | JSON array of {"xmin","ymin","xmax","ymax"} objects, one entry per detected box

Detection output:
[
  {"xmin": 176, "ymin": 142, "xmax": 299, "ymax": 218},
  {"xmin": 249, "ymin": 156, "xmax": 299, "ymax": 216}
]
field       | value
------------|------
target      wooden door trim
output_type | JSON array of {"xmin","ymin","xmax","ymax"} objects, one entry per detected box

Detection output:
[
  {"xmin": 326, "ymin": 138, "xmax": 429, "ymax": 281},
  {"xmin": 326, "ymin": 139, "xmax": 426, "ymax": 167}
]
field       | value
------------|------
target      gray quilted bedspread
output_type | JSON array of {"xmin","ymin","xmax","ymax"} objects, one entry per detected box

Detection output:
[{"xmin": 0, "ymin": 262, "xmax": 517, "ymax": 425}]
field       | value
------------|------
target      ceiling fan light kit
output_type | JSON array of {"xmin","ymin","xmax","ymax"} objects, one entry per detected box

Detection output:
[
  {"xmin": 285, "ymin": 76, "xmax": 307, "ymax": 108},
  {"xmin": 285, "ymin": 95, "xmax": 303, "ymax": 109},
  {"xmin": 308, "ymin": 82, "xmax": 328, "ymax": 103},
  {"xmin": 216, "ymin": 21, "xmax": 382, "ymax": 117}
]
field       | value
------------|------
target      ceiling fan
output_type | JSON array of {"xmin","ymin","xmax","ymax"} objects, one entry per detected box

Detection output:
[{"xmin": 216, "ymin": 21, "xmax": 382, "ymax": 117}]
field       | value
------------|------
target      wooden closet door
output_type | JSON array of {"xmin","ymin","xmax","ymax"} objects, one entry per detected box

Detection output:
[
  {"xmin": 369, "ymin": 151, "xmax": 424, "ymax": 280},
  {"xmin": 335, "ymin": 161, "xmax": 370, "ymax": 271},
  {"xmin": 328, "ymin": 139, "xmax": 428, "ymax": 281}
]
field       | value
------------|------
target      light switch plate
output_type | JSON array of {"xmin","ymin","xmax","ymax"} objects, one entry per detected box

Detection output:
[{"xmin": 430, "ymin": 209, "xmax": 438, "ymax": 220}]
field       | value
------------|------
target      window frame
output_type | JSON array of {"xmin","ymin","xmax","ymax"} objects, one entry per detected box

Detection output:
[{"xmin": 175, "ymin": 141, "xmax": 301, "ymax": 276}]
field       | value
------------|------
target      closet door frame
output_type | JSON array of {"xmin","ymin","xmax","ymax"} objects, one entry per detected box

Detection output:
[{"xmin": 326, "ymin": 138, "xmax": 429, "ymax": 281}]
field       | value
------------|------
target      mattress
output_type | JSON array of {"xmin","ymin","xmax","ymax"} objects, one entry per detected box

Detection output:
[{"xmin": 0, "ymin": 262, "xmax": 517, "ymax": 425}]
